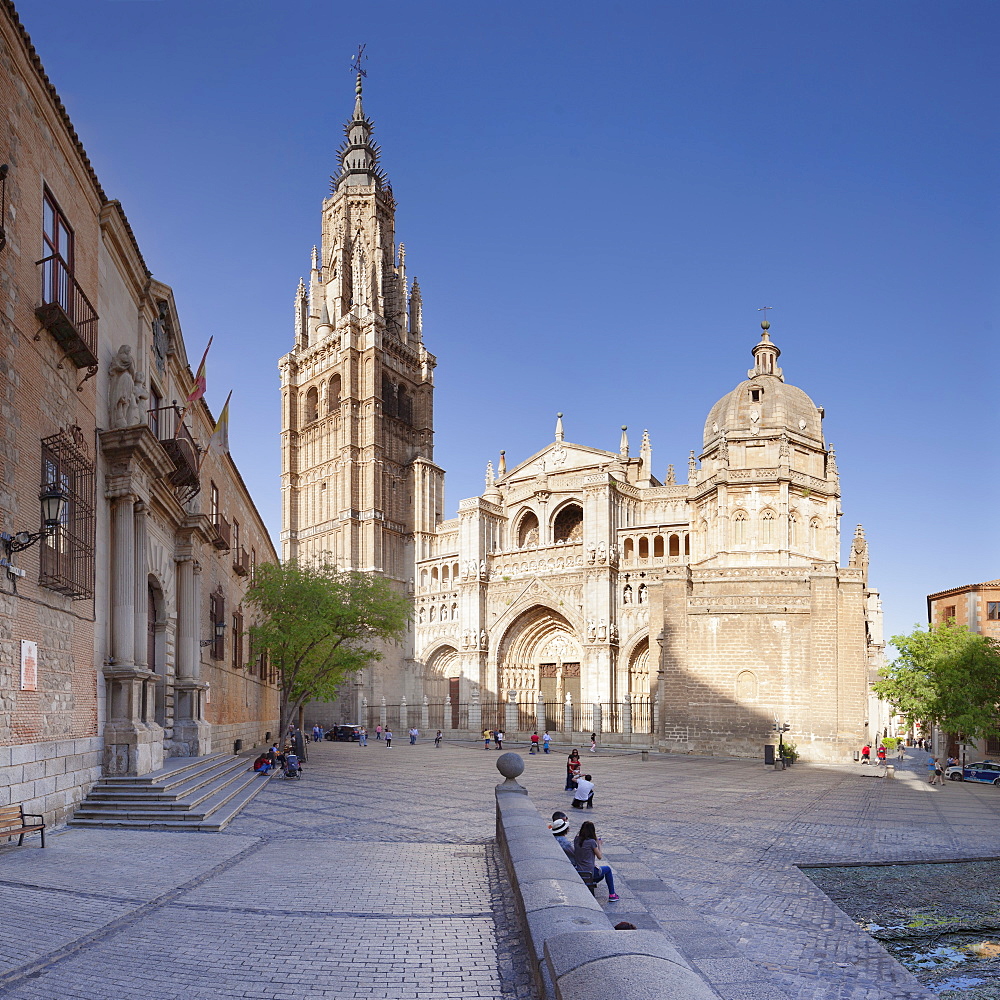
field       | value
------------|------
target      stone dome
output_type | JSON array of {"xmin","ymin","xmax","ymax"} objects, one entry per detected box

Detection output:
[{"xmin": 702, "ymin": 326, "xmax": 824, "ymax": 449}]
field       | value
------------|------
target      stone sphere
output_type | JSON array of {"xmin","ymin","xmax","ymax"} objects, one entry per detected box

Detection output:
[{"xmin": 496, "ymin": 752, "xmax": 525, "ymax": 780}]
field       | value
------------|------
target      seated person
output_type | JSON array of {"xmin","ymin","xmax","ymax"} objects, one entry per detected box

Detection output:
[
  {"xmin": 572, "ymin": 774, "xmax": 595, "ymax": 809},
  {"xmin": 573, "ymin": 820, "xmax": 619, "ymax": 901},
  {"xmin": 252, "ymin": 754, "xmax": 272, "ymax": 774},
  {"xmin": 549, "ymin": 817, "xmax": 575, "ymax": 859}
]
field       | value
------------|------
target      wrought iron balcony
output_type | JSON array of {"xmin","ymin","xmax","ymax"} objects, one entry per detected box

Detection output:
[
  {"xmin": 147, "ymin": 404, "xmax": 200, "ymax": 496},
  {"xmin": 233, "ymin": 546, "xmax": 249, "ymax": 576},
  {"xmin": 35, "ymin": 254, "xmax": 98, "ymax": 368},
  {"xmin": 212, "ymin": 513, "xmax": 231, "ymax": 551}
]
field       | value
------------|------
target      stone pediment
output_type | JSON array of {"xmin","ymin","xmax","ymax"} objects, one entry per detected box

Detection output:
[{"xmin": 501, "ymin": 441, "xmax": 618, "ymax": 483}]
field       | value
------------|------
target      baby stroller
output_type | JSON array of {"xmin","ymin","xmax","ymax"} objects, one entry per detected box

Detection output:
[{"xmin": 282, "ymin": 753, "xmax": 302, "ymax": 779}]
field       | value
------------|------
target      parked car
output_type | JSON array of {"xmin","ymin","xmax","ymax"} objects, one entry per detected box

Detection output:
[
  {"xmin": 946, "ymin": 761, "xmax": 1000, "ymax": 784},
  {"xmin": 324, "ymin": 725, "xmax": 362, "ymax": 742}
]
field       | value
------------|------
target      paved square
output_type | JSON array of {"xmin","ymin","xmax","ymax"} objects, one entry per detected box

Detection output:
[{"xmin": 2, "ymin": 738, "xmax": 998, "ymax": 998}]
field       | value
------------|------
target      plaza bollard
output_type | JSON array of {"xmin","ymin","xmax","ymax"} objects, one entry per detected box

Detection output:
[
  {"xmin": 641, "ymin": 750, "xmax": 649, "ymax": 762},
  {"xmin": 774, "ymin": 758, "xmax": 785, "ymax": 771},
  {"xmin": 885, "ymin": 765, "xmax": 895, "ymax": 779}
]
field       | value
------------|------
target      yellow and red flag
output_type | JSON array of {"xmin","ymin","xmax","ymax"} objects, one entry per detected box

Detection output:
[{"xmin": 186, "ymin": 336, "xmax": 213, "ymax": 404}]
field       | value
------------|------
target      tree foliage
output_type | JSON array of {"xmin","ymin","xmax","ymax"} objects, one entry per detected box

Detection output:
[
  {"xmin": 244, "ymin": 561, "xmax": 410, "ymax": 740},
  {"xmin": 874, "ymin": 621, "xmax": 1000, "ymax": 739}
]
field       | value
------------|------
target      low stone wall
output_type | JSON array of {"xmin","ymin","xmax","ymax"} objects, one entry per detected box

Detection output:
[
  {"xmin": 209, "ymin": 718, "xmax": 279, "ymax": 756},
  {"xmin": 494, "ymin": 762, "xmax": 721, "ymax": 1000},
  {"xmin": 0, "ymin": 736, "xmax": 103, "ymax": 828}
]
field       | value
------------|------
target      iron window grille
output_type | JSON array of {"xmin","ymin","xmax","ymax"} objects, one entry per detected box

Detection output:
[{"xmin": 39, "ymin": 427, "xmax": 95, "ymax": 600}]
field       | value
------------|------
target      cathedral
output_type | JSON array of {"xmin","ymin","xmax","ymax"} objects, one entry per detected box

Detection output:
[{"xmin": 279, "ymin": 75, "xmax": 884, "ymax": 762}]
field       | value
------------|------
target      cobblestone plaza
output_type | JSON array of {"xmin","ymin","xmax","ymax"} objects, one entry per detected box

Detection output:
[{"xmin": 2, "ymin": 741, "xmax": 998, "ymax": 999}]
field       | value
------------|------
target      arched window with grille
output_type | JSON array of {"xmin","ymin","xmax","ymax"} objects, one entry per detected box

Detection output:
[
  {"xmin": 552, "ymin": 503, "xmax": 583, "ymax": 543},
  {"xmin": 761, "ymin": 510, "xmax": 775, "ymax": 546},
  {"xmin": 517, "ymin": 510, "xmax": 539, "ymax": 548},
  {"xmin": 733, "ymin": 510, "xmax": 748, "ymax": 546}
]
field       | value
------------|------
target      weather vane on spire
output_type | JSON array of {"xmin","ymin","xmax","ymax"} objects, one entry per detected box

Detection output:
[
  {"xmin": 351, "ymin": 43, "xmax": 368, "ymax": 78},
  {"xmin": 757, "ymin": 305, "xmax": 773, "ymax": 322}
]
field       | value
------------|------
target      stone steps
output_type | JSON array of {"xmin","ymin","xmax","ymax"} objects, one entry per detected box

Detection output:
[{"xmin": 69, "ymin": 753, "xmax": 272, "ymax": 832}]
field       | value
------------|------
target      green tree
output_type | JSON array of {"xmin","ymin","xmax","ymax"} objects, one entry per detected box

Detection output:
[
  {"xmin": 244, "ymin": 561, "xmax": 410, "ymax": 742},
  {"xmin": 875, "ymin": 621, "xmax": 1000, "ymax": 739}
]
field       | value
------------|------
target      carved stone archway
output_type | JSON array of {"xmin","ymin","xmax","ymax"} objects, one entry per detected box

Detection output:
[{"xmin": 496, "ymin": 606, "xmax": 582, "ymax": 706}]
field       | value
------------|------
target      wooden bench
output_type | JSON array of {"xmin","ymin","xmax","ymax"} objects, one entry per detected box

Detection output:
[{"xmin": 0, "ymin": 805, "xmax": 46, "ymax": 848}]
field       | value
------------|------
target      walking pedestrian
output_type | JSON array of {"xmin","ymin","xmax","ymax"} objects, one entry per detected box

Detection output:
[
  {"xmin": 495, "ymin": 730, "xmax": 504, "ymax": 751},
  {"xmin": 434, "ymin": 730, "xmax": 443, "ymax": 748},
  {"xmin": 376, "ymin": 725, "xmax": 383, "ymax": 741},
  {"xmin": 861, "ymin": 744, "xmax": 871, "ymax": 764},
  {"xmin": 312, "ymin": 724, "xmax": 323, "ymax": 743},
  {"xmin": 896, "ymin": 742, "xmax": 905, "ymax": 761},
  {"xmin": 543, "ymin": 731, "xmax": 552, "ymax": 753},
  {"xmin": 358, "ymin": 726, "xmax": 367, "ymax": 746},
  {"xmin": 876, "ymin": 745, "xmax": 887, "ymax": 766},
  {"xmin": 926, "ymin": 756, "xmax": 937, "ymax": 783},
  {"xmin": 408, "ymin": 727, "xmax": 419, "ymax": 745},
  {"xmin": 589, "ymin": 733, "xmax": 597, "ymax": 754},
  {"xmin": 931, "ymin": 758, "xmax": 945, "ymax": 786},
  {"xmin": 384, "ymin": 728, "xmax": 393, "ymax": 748},
  {"xmin": 530, "ymin": 732, "xmax": 540, "ymax": 754}
]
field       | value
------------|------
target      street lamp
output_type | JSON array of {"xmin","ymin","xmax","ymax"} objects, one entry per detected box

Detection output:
[
  {"xmin": 200, "ymin": 621, "xmax": 226, "ymax": 648},
  {"xmin": 3, "ymin": 486, "xmax": 68, "ymax": 554}
]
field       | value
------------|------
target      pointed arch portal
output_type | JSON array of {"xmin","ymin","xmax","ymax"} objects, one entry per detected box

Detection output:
[{"xmin": 496, "ymin": 606, "xmax": 582, "ymax": 710}]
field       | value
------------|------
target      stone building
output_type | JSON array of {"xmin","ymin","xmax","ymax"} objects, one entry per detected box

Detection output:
[
  {"xmin": 282, "ymin": 78, "xmax": 882, "ymax": 761},
  {"xmin": 0, "ymin": 0, "xmax": 278, "ymax": 824}
]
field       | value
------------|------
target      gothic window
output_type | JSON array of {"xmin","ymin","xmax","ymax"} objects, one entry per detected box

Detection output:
[
  {"xmin": 397, "ymin": 385, "xmax": 412, "ymax": 425},
  {"xmin": 809, "ymin": 518, "xmax": 821, "ymax": 550},
  {"xmin": 442, "ymin": 564, "xmax": 450, "ymax": 587},
  {"xmin": 431, "ymin": 566, "xmax": 439, "ymax": 587},
  {"xmin": 420, "ymin": 569, "xmax": 427, "ymax": 589},
  {"xmin": 623, "ymin": 538, "xmax": 634, "ymax": 562},
  {"xmin": 552, "ymin": 503, "xmax": 583, "ymax": 543},
  {"xmin": 629, "ymin": 639, "xmax": 649, "ymax": 696},
  {"xmin": 733, "ymin": 511, "xmax": 748, "ymax": 546},
  {"xmin": 381, "ymin": 376, "xmax": 397, "ymax": 418},
  {"xmin": 517, "ymin": 511, "xmax": 539, "ymax": 548},
  {"xmin": 789, "ymin": 512, "xmax": 799, "ymax": 547},
  {"xmin": 623, "ymin": 584, "xmax": 633, "ymax": 604},
  {"xmin": 684, "ymin": 534, "xmax": 690, "ymax": 556},
  {"xmin": 305, "ymin": 386, "xmax": 318, "ymax": 423},
  {"xmin": 653, "ymin": 535, "xmax": 664, "ymax": 558},
  {"xmin": 39, "ymin": 428, "xmax": 95, "ymax": 600},
  {"xmin": 637, "ymin": 583, "xmax": 647, "ymax": 605},
  {"xmin": 639, "ymin": 537, "xmax": 649, "ymax": 559},
  {"xmin": 761, "ymin": 510, "xmax": 775, "ymax": 546},
  {"xmin": 668, "ymin": 534, "xmax": 679, "ymax": 557},
  {"xmin": 453, "ymin": 562, "xmax": 459, "ymax": 582},
  {"xmin": 328, "ymin": 374, "xmax": 341, "ymax": 413}
]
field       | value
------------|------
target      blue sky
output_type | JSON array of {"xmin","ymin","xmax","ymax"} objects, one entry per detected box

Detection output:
[{"xmin": 17, "ymin": 0, "xmax": 998, "ymax": 642}]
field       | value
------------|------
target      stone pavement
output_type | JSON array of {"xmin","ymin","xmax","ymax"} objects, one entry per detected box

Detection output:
[{"xmin": 1, "ymin": 739, "xmax": 998, "ymax": 999}]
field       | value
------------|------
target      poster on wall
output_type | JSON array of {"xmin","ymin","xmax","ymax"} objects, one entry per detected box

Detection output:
[{"xmin": 20, "ymin": 639, "xmax": 38, "ymax": 691}]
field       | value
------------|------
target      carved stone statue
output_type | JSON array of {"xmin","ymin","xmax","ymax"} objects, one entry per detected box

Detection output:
[
  {"xmin": 597, "ymin": 620, "xmax": 607, "ymax": 641},
  {"xmin": 129, "ymin": 370, "xmax": 149, "ymax": 428},
  {"xmin": 587, "ymin": 620, "xmax": 596, "ymax": 640},
  {"xmin": 108, "ymin": 345, "xmax": 137, "ymax": 429},
  {"xmin": 480, "ymin": 629, "xmax": 488, "ymax": 649},
  {"xmin": 597, "ymin": 542, "xmax": 606, "ymax": 564}
]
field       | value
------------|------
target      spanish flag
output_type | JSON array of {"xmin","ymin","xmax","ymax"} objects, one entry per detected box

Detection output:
[{"xmin": 186, "ymin": 336, "xmax": 213, "ymax": 404}]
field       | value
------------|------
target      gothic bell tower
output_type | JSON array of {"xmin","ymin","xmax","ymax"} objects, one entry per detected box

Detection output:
[{"xmin": 279, "ymin": 68, "xmax": 444, "ymax": 599}]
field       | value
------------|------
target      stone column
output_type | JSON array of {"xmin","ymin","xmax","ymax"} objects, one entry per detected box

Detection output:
[
  {"xmin": 379, "ymin": 697, "xmax": 387, "ymax": 731},
  {"xmin": 623, "ymin": 693, "xmax": 633, "ymax": 739},
  {"xmin": 469, "ymin": 689, "xmax": 481, "ymax": 737},
  {"xmin": 173, "ymin": 556, "xmax": 210, "ymax": 758},
  {"xmin": 421, "ymin": 695, "xmax": 429, "ymax": 733},
  {"xmin": 535, "ymin": 691, "xmax": 546, "ymax": 734},
  {"xmin": 505, "ymin": 689, "xmax": 518, "ymax": 736},
  {"xmin": 563, "ymin": 692, "xmax": 573, "ymax": 736},
  {"xmin": 592, "ymin": 702, "xmax": 602, "ymax": 741},
  {"xmin": 133, "ymin": 502, "xmax": 149, "ymax": 669},
  {"xmin": 444, "ymin": 695, "xmax": 453, "ymax": 733},
  {"xmin": 111, "ymin": 496, "xmax": 136, "ymax": 668},
  {"xmin": 175, "ymin": 556, "xmax": 196, "ymax": 682},
  {"xmin": 399, "ymin": 696, "xmax": 408, "ymax": 732}
]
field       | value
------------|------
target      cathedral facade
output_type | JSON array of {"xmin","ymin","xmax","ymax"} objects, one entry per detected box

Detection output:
[{"xmin": 280, "ymin": 79, "xmax": 882, "ymax": 762}]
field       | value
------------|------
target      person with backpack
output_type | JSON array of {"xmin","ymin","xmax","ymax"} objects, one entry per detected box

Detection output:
[{"xmin": 530, "ymin": 732, "xmax": 540, "ymax": 754}]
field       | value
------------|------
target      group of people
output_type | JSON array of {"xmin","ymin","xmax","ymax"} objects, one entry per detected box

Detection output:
[
  {"xmin": 483, "ymin": 729, "xmax": 506, "ymax": 750},
  {"xmin": 860, "ymin": 743, "xmax": 905, "ymax": 765},
  {"xmin": 564, "ymin": 748, "xmax": 597, "ymax": 808},
  {"xmin": 549, "ymin": 811, "xmax": 619, "ymax": 901},
  {"xmin": 251, "ymin": 742, "xmax": 302, "ymax": 778}
]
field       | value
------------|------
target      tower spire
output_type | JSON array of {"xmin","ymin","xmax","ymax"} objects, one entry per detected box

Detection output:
[
  {"xmin": 555, "ymin": 412, "xmax": 564, "ymax": 443},
  {"xmin": 749, "ymin": 317, "xmax": 784, "ymax": 381},
  {"xmin": 334, "ymin": 45, "xmax": 387, "ymax": 192}
]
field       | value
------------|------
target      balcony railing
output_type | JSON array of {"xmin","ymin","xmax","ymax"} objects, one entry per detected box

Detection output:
[
  {"xmin": 212, "ymin": 513, "xmax": 231, "ymax": 551},
  {"xmin": 147, "ymin": 404, "xmax": 200, "ymax": 496},
  {"xmin": 35, "ymin": 254, "xmax": 98, "ymax": 368},
  {"xmin": 233, "ymin": 546, "xmax": 249, "ymax": 576}
]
